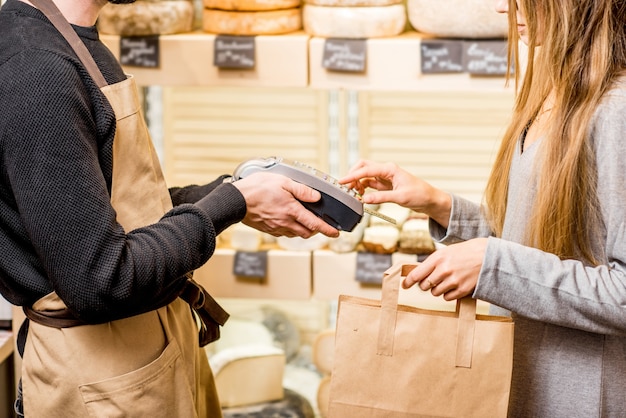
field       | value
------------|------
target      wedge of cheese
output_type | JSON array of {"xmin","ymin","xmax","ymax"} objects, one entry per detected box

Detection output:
[
  {"xmin": 203, "ymin": 0, "xmax": 300, "ymax": 11},
  {"xmin": 209, "ymin": 344, "xmax": 286, "ymax": 408},
  {"xmin": 98, "ymin": 0, "xmax": 194, "ymax": 36},
  {"xmin": 202, "ymin": 8, "xmax": 302, "ymax": 35},
  {"xmin": 302, "ymin": 4, "xmax": 406, "ymax": 39}
]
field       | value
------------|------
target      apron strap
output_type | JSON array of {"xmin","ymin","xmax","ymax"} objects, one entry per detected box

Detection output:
[
  {"xmin": 23, "ymin": 275, "xmax": 230, "ymax": 348},
  {"xmin": 28, "ymin": 0, "xmax": 108, "ymax": 88},
  {"xmin": 180, "ymin": 276, "xmax": 230, "ymax": 347},
  {"xmin": 23, "ymin": 305, "xmax": 87, "ymax": 329}
]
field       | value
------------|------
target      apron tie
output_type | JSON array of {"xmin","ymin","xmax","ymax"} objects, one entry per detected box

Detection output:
[
  {"xmin": 180, "ymin": 275, "xmax": 230, "ymax": 347},
  {"xmin": 23, "ymin": 276, "xmax": 229, "ymax": 347}
]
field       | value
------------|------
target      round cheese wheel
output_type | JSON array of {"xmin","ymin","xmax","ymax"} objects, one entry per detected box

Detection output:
[
  {"xmin": 202, "ymin": 8, "xmax": 302, "ymax": 35},
  {"xmin": 203, "ymin": 0, "xmax": 300, "ymax": 11},
  {"xmin": 302, "ymin": 4, "xmax": 406, "ymax": 39},
  {"xmin": 305, "ymin": 0, "xmax": 401, "ymax": 6},
  {"xmin": 98, "ymin": 0, "xmax": 194, "ymax": 36},
  {"xmin": 407, "ymin": 0, "xmax": 508, "ymax": 39}
]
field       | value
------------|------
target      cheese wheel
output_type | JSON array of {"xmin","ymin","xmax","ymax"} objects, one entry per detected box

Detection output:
[
  {"xmin": 407, "ymin": 0, "xmax": 508, "ymax": 39},
  {"xmin": 98, "ymin": 0, "xmax": 194, "ymax": 36},
  {"xmin": 202, "ymin": 8, "xmax": 302, "ymax": 35},
  {"xmin": 302, "ymin": 4, "xmax": 406, "ymax": 39},
  {"xmin": 203, "ymin": 0, "xmax": 300, "ymax": 11},
  {"xmin": 305, "ymin": 0, "xmax": 401, "ymax": 6}
]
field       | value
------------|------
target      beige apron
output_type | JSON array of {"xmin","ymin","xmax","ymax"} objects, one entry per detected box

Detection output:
[{"xmin": 22, "ymin": 2, "xmax": 223, "ymax": 417}]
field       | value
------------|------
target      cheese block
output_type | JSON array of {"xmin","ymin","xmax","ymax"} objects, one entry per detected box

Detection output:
[
  {"xmin": 203, "ymin": 0, "xmax": 301, "ymax": 11},
  {"xmin": 98, "ymin": 0, "xmax": 194, "ymax": 36},
  {"xmin": 209, "ymin": 344, "xmax": 285, "ymax": 407},
  {"xmin": 369, "ymin": 202, "xmax": 411, "ymax": 227},
  {"xmin": 398, "ymin": 217, "xmax": 436, "ymax": 255},
  {"xmin": 229, "ymin": 222, "xmax": 262, "ymax": 251},
  {"xmin": 305, "ymin": 0, "xmax": 401, "ymax": 6},
  {"xmin": 302, "ymin": 4, "xmax": 406, "ymax": 39},
  {"xmin": 202, "ymin": 8, "xmax": 302, "ymax": 35},
  {"xmin": 361, "ymin": 225, "xmax": 400, "ymax": 254},
  {"xmin": 407, "ymin": 0, "xmax": 508, "ymax": 39},
  {"xmin": 276, "ymin": 234, "xmax": 329, "ymax": 251}
]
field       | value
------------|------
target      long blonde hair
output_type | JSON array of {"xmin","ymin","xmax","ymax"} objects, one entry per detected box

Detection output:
[{"xmin": 484, "ymin": 0, "xmax": 626, "ymax": 264}]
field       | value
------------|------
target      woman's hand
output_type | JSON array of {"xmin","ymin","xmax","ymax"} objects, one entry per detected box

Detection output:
[
  {"xmin": 403, "ymin": 238, "xmax": 488, "ymax": 301},
  {"xmin": 233, "ymin": 172, "xmax": 340, "ymax": 239},
  {"xmin": 340, "ymin": 159, "xmax": 452, "ymax": 228}
]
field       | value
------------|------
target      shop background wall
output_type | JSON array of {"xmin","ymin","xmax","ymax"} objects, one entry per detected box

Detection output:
[
  {"xmin": 358, "ymin": 90, "xmax": 513, "ymax": 204},
  {"xmin": 161, "ymin": 86, "xmax": 329, "ymax": 186},
  {"xmin": 161, "ymin": 86, "xmax": 513, "ymax": 204}
]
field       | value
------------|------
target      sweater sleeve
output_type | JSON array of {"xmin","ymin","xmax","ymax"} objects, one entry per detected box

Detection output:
[
  {"xmin": 475, "ymin": 88, "xmax": 626, "ymax": 336},
  {"xmin": 428, "ymin": 194, "xmax": 493, "ymax": 244},
  {"xmin": 0, "ymin": 48, "xmax": 246, "ymax": 322}
]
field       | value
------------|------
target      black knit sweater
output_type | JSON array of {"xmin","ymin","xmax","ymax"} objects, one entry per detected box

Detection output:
[{"xmin": 0, "ymin": 0, "xmax": 246, "ymax": 323}]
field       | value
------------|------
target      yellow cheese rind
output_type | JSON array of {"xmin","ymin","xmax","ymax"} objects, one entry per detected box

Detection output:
[
  {"xmin": 203, "ymin": 0, "xmax": 301, "ymax": 11},
  {"xmin": 98, "ymin": 0, "xmax": 194, "ymax": 36},
  {"xmin": 202, "ymin": 8, "xmax": 302, "ymax": 35},
  {"xmin": 302, "ymin": 4, "xmax": 406, "ymax": 39}
]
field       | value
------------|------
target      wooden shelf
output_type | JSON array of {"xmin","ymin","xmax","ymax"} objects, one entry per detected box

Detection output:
[
  {"xmin": 0, "ymin": 331, "xmax": 13, "ymax": 365},
  {"xmin": 100, "ymin": 31, "xmax": 513, "ymax": 92},
  {"xmin": 309, "ymin": 32, "xmax": 511, "ymax": 92},
  {"xmin": 194, "ymin": 249, "xmax": 313, "ymax": 300},
  {"xmin": 101, "ymin": 31, "xmax": 311, "ymax": 88}
]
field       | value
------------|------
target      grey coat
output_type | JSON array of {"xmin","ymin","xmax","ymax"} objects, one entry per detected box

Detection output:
[{"xmin": 430, "ymin": 83, "xmax": 626, "ymax": 417}]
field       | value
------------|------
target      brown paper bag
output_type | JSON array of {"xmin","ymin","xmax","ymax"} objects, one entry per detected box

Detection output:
[{"xmin": 328, "ymin": 264, "xmax": 514, "ymax": 418}]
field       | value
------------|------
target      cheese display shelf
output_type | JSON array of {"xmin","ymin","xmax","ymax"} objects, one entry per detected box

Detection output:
[
  {"xmin": 100, "ymin": 31, "xmax": 311, "ymax": 88},
  {"xmin": 192, "ymin": 248, "xmax": 491, "ymax": 313},
  {"xmin": 100, "ymin": 31, "xmax": 513, "ymax": 92},
  {"xmin": 194, "ymin": 248, "xmax": 314, "ymax": 300},
  {"xmin": 309, "ymin": 32, "xmax": 512, "ymax": 92}
]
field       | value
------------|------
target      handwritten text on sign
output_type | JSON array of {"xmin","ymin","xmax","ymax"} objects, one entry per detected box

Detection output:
[
  {"xmin": 214, "ymin": 35, "xmax": 256, "ymax": 69},
  {"xmin": 355, "ymin": 252, "xmax": 393, "ymax": 285},
  {"xmin": 420, "ymin": 40, "xmax": 464, "ymax": 74},
  {"xmin": 119, "ymin": 36, "xmax": 160, "ymax": 68},
  {"xmin": 233, "ymin": 251, "xmax": 268, "ymax": 279},
  {"xmin": 322, "ymin": 38, "xmax": 367, "ymax": 73},
  {"xmin": 463, "ymin": 40, "xmax": 510, "ymax": 75}
]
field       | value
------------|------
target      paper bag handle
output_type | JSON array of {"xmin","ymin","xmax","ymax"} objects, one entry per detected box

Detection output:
[{"xmin": 377, "ymin": 263, "xmax": 476, "ymax": 369}]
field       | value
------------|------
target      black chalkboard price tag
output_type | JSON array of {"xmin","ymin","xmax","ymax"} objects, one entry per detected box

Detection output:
[
  {"xmin": 214, "ymin": 35, "xmax": 256, "ymax": 69},
  {"xmin": 119, "ymin": 36, "xmax": 160, "ymax": 68},
  {"xmin": 355, "ymin": 251, "xmax": 393, "ymax": 285},
  {"xmin": 322, "ymin": 38, "xmax": 367, "ymax": 73},
  {"xmin": 233, "ymin": 251, "xmax": 268, "ymax": 279},
  {"xmin": 463, "ymin": 40, "xmax": 510, "ymax": 76},
  {"xmin": 420, "ymin": 40, "xmax": 464, "ymax": 74}
]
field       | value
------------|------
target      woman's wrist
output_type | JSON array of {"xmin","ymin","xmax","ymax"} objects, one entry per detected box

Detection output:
[{"xmin": 422, "ymin": 189, "xmax": 452, "ymax": 228}]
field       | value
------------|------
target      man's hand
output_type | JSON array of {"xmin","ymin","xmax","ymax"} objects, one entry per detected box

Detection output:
[{"xmin": 233, "ymin": 172, "xmax": 340, "ymax": 238}]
